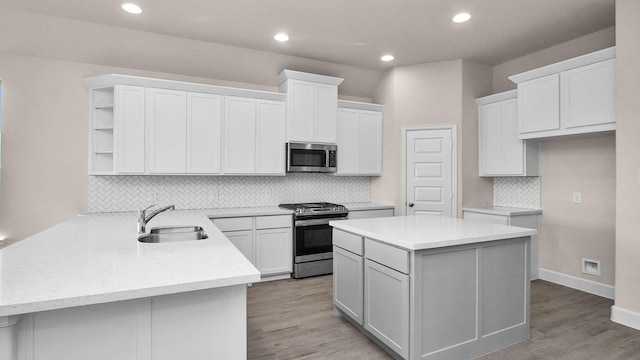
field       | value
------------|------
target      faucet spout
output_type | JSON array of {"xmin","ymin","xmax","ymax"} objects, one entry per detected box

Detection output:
[{"xmin": 138, "ymin": 205, "xmax": 175, "ymax": 233}]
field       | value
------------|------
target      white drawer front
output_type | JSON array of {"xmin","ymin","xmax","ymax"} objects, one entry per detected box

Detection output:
[
  {"xmin": 333, "ymin": 229, "xmax": 364, "ymax": 256},
  {"xmin": 365, "ymin": 238, "xmax": 409, "ymax": 274},
  {"xmin": 255, "ymin": 215, "xmax": 292, "ymax": 229},
  {"xmin": 347, "ymin": 209, "xmax": 394, "ymax": 220},
  {"xmin": 463, "ymin": 212, "xmax": 509, "ymax": 225},
  {"xmin": 212, "ymin": 217, "xmax": 253, "ymax": 231}
]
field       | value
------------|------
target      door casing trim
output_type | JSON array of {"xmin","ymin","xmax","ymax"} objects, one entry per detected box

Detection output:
[{"xmin": 401, "ymin": 125, "xmax": 458, "ymax": 217}]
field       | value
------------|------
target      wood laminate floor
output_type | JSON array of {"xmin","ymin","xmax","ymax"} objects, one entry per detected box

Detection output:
[{"xmin": 247, "ymin": 276, "xmax": 640, "ymax": 360}]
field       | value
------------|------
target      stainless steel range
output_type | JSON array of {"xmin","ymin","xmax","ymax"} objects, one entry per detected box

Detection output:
[{"xmin": 279, "ymin": 202, "xmax": 348, "ymax": 278}]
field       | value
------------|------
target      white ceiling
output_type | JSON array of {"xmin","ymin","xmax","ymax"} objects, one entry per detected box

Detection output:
[{"xmin": 0, "ymin": 0, "xmax": 615, "ymax": 71}]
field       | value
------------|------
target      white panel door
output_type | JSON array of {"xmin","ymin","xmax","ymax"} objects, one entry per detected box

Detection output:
[
  {"xmin": 405, "ymin": 128, "xmax": 455, "ymax": 216},
  {"xmin": 224, "ymin": 96, "xmax": 256, "ymax": 174},
  {"xmin": 255, "ymin": 228, "xmax": 292, "ymax": 276},
  {"xmin": 334, "ymin": 245, "xmax": 364, "ymax": 325},
  {"xmin": 478, "ymin": 102, "xmax": 502, "ymax": 175},
  {"xmin": 314, "ymin": 83, "xmax": 338, "ymax": 143},
  {"xmin": 359, "ymin": 110, "xmax": 383, "ymax": 175},
  {"xmin": 517, "ymin": 73, "xmax": 560, "ymax": 134},
  {"xmin": 364, "ymin": 258, "xmax": 410, "ymax": 359},
  {"xmin": 223, "ymin": 230, "xmax": 254, "ymax": 264},
  {"xmin": 337, "ymin": 108, "xmax": 360, "ymax": 174},
  {"xmin": 256, "ymin": 99, "xmax": 286, "ymax": 175},
  {"xmin": 561, "ymin": 59, "xmax": 616, "ymax": 129},
  {"xmin": 115, "ymin": 85, "xmax": 145, "ymax": 174},
  {"xmin": 286, "ymin": 80, "xmax": 314, "ymax": 141},
  {"xmin": 186, "ymin": 92, "xmax": 222, "ymax": 174},
  {"xmin": 146, "ymin": 88, "xmax": 187, "ymax": 174},
  {"xmin": 500, "ymin": 99, "xmax": 525, "ymax": 175}
]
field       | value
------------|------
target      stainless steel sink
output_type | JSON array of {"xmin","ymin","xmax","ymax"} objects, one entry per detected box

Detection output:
[{"xmin": 138, "ymin": 226, "xmax": 208, "ymax": 243}]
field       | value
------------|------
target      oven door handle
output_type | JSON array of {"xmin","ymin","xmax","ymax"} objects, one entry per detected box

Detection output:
[{"xmin": 295, "ymin": 217, "xmax": 348, "ymax": 227}]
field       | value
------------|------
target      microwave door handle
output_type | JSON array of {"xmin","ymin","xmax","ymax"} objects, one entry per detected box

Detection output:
[{"xmin": 326, "ymin": 149, "xmax": 330, "ymax": 167}]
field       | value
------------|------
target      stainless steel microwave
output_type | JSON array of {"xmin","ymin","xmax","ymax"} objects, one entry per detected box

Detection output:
[{"xmin": 286, "ymin": 142, "xmax": 337, "ymax": 173}]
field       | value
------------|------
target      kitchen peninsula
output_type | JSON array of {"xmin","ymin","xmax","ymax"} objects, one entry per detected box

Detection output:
[
  {"xmin": 0, "ymin": 210, "xmax": 269, "ymax": 360},
  {"xmin": 330, "ymin": 215, "xmax": 537, "ymax": 360}
]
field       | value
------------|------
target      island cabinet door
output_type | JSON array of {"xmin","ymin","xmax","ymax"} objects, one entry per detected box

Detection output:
[
  {"xmin": 333, "ymin": 245, "xmax": 364, "ymax": 325},
  {"xmin": 364, "ymin": 258, "xmax": 410, "ymax": 359}
]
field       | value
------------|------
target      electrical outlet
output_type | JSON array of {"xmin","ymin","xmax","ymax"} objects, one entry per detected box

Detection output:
[
  {"xmin": 147, "ymin": 191, "xmax": 157, "ymax": 203},
  {"xmin": 210, "ymin": 190, "xmax": 219, "ymax": 204},
  {"xmin": 572, "ymin": 192, "xmax": 582, "ymax": 204},
  {"xmin": 582, "ymin": 258, "xmax": 601, "ymax": 276}
]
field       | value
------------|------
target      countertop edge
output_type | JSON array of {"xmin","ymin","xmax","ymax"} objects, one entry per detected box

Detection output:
[
  {"xmin": 330, "ymin": 221, "xmax": 537, "ymax": 251},
  {"xmin": 462, "ymin": 206, "xmax": 542, "ymax": 216},
  {"xmin": 0, "ymin": 272, "xmax": 261, "ymax": 318}
]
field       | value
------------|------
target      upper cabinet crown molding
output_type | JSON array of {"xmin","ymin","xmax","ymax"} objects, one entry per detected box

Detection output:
[
  {"xmin": 508, "ymin": 47, "xmax": 615, "ymax": 84},
  {"xmin": 82, "ymin": 74, "xmax": 286, "ymax": 102},
  {"xmin": 337, "ymin": 100, "xmax": 383, "ymax": 112},
  {"xmin": 276, "ymin": 70, "xmax": 344, "ymax": 87}
]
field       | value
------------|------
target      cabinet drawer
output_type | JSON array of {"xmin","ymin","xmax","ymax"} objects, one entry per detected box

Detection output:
[
  {"xmin": 463, "ymin": 212, "xmax": 509, "ymax": 225},
  {"xmin": 365, "ymin": 238, "xmax": 409, "ymax": 274},
  {"xmin": 212, "ymin": 217, "xmax": 252, "ymax": 231},
  {"xmin": 333, "ymin": 229, "xmax": 363, "ymax": 256},
  {"xmin": 255, "ymin": 215, "xmax": 292, "ymax": 229},
  {"xmin": 347, "ymin": 209, "xmax": 394, "ymax": 220}
]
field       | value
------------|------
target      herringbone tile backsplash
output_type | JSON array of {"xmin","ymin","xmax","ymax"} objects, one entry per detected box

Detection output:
[
  {"xmin": 493, "ymin": 177, "xmax": 541, "ymax": 209},
  {"xmin": 89, "ymin": 174, "xmax": 371, "ymax": 212}
]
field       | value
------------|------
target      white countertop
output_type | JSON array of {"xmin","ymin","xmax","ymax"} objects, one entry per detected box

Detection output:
[
  {"xmin": 0, "ymin": 210, "xmax": 260, "ymax": 317},
  {"xmin": 343, "ymin": 202, "xmax": 395, "ymax": 211},
  {"xmin": 330, "ymin": 215, "xmax": 537, "ymax": 251},
  {"xmin": 462, "ymin": 205, "xmax": 542, "ymax": 216}
]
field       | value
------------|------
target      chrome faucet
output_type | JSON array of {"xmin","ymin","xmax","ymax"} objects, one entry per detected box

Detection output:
[{"xmin": 138, "ymin": 204, "xmax": 175, "ymax": 233}]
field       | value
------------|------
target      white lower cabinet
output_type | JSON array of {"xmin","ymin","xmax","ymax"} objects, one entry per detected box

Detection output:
[
  {"xmin": 364, "ymin": 258, "xmax": 410, "ymax": 359},
  {"xmin": 213, "ymin": 215, "xmax": 292, "ymax": 279},
  {"xmin": 224, "ymin": 230, "xmax": 253, "ymax": 264},
  {"xmin": 333, "ymin": 246, "xmax": 364, "ymax": 325},
  {"xmin": 255, "ymin": 228, "xmax": 292, "ymax": 276},
  {"xmin": 333, "ymin": 229, "xmax": 409, "ymax": 359}
]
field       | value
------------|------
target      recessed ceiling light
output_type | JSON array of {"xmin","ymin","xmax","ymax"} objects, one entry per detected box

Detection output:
[
  {"xmin": 452, "ymin": 13, "xmax": 471, "ymax": 23},
  {"xmin": 381, "ymin": 55, "xmax": 394, "ymax": 62},
  {"xmin": 122, "ymin": 3, "xmax": 142, "ymax": 15},
  {"xmin": 274, "ymin": 33, "xmax": 289, "ymax": 42}
]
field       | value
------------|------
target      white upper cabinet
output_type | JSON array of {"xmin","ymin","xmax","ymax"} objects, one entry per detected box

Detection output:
[
  {"xmin": 88, "ymin": 85, "xmax": 145, "ymax": 175},
  {"xmin": 223, "ymin": 96, "xmax": 286, "ymax": 175},
  {"xmin": 510, "ymin": 47, "xmax": 616, "ymax": 140},
  {"xmin": 146, "ymin": 88, "xmax": 188, "ymax": 174},
  {"xmin": 278, "ymin": 70, "xmax": 344, "ymax": 144},
  {"xmin": 336, "ymin": 101, "xmax": 383, "ymax": 176},
  {"xmin": 224, "ymin": 96, "xmax": 256, "ymax": 174},
  {"xmin": 83, "ymin": 74, "xmax": 286, "ymax": 176},
  {"xmin": 255, "ymin": 99, "xmax": 286, "ymax": 174},
  {"xmin": 477, "ymin": 90, "xmax": 539, "ymax": 177},
  {"xmin": 187, "ymin": 93, "xmax": 222, "ymax": 174},
  {"xmin": 146, "ymin": 89, "xmax": 222, "ymax": 175}
]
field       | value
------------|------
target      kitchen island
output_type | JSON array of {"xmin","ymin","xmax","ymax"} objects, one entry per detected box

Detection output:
[
  {"xmin": 330, "ymin": 215, "xmax": 537, "ymax": 360},
  {"xmin": 0, "ymin": 210, "xmax": 262, "ymax": 360}
]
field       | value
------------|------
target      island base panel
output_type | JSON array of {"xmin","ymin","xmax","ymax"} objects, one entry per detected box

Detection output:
[{"xmin": 15, "ymin": 285, "xmax": 248, "ymax": 360}]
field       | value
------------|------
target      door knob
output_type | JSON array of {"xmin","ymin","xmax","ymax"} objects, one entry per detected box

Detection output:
[{"xmin": 408, "ymin": 203, "xmax": 414, "ymax": 207}]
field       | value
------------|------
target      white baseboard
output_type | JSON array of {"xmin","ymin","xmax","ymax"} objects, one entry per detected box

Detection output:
[
  {"xmin": 538, "ymin": 268, "xmax": 615, "ymax": 299},
  {"xmin": 611, "ymin": 306, "xmax": 640, "ymax": 331}
]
